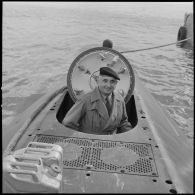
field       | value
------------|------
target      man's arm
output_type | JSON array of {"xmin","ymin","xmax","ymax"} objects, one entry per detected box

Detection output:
[
  {"xmin": 62, "ymin": 99, "xmax": 85, "ymax": 130},
  {"xmin": 117, "ymin": 101, "xmax": 133, "ymax": 133}
]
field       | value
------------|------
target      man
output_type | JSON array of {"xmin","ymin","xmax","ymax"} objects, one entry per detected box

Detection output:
[{"xmin": 62, "ymin": 66, "xmax": 133, "ymax": 135}]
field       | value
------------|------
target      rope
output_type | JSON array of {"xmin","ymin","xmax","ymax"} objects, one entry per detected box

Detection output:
[
  {"xmin": 89, "ymin": 70, "xmax": 99, "ymax": 89},
  {"xmin": 120, "ymin": 37, "xmax": 192, "ymax": 53}
]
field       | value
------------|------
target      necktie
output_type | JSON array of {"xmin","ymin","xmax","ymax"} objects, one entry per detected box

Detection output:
[{"xmin": 105, "ymin": 97, "xmax": 112, "ymax": 116}]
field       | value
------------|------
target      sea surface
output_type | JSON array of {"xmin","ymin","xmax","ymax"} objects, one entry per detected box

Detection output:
[{"xmin": 2, "ymin": 2, "xmax": 193, "ymax": 148}]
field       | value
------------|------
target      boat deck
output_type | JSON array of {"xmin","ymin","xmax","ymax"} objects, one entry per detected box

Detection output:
[{"xmin": 3, "ymin": 75, "xmax": 193, "ymax": 193}]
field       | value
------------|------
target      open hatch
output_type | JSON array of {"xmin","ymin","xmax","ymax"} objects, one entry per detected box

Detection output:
[{"xmin": 56, "ymin": 47, "xmax": 138, "ymax": 132}]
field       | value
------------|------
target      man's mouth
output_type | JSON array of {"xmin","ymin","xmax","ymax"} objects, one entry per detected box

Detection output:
[{"xmin": 105, "ymin": 88, "xmax": 112, "ymax": 91}]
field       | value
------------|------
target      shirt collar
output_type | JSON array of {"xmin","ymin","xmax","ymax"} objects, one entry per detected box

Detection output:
[{"xmin": 100, "ymin": 91, "xmax": 112, "ymax": 103}]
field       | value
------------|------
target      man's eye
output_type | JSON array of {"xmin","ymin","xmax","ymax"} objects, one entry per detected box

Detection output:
[{"xmin": 110, "ymin": 80, "xmax": 116, "ymax": 84}]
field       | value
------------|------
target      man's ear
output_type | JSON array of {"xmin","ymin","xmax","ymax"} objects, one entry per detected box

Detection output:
[{"xmin": 96, "ymin": 76, "xmax": 100, "ymax": 83}]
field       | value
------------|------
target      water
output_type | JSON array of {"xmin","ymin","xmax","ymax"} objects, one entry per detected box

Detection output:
[{"xmin": 2, "ymin": 2, "xmax": 193, "ymax": 146}]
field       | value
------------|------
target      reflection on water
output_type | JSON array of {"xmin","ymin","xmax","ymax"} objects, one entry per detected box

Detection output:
[{"xmin": 2, "ymin": 3, "xmax": 193, "ymax": 146}]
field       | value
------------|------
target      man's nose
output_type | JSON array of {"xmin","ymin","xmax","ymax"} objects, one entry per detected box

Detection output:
[{"xmin": 106, "ymin": 82, "xmax": 112, "ymax": 87}]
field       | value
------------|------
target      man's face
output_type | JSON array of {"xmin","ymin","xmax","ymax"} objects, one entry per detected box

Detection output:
[{"xmin": 97, "ymin": 75, "xmax": 117, "ymax": 96}]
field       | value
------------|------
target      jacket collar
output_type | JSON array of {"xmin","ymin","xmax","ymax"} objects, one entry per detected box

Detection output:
[
  {"xmin": 90, "ymin": 87, "xmax": 122, "ymax": 121},
  {"xmin": 91, "ymin": 87, "xmax": 102, "ymax": 103}
]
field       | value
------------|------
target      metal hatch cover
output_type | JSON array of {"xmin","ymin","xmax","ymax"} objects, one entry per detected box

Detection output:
[
  {"xmin": 67, "ymin": 47, "xmax": 135, "ymax": 103},
  {"xmin": 34, "ymin": 135, "xmax": 158, "ymax": 177}
]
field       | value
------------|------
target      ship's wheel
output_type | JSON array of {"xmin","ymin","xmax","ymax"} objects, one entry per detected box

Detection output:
[{"xmin": 67, "ymin": 47, "xmax": 135, "ymax": 103}]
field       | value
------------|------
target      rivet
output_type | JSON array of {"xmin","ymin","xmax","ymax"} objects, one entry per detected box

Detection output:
[{"xmin": 165, "ymin": 180, "xmax": 173, "ymax": 184}]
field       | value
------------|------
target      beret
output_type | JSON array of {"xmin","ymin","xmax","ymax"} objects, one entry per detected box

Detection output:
[{"xmin": 99, "ymin": 67, "xmax": 120, "ymax": 80}]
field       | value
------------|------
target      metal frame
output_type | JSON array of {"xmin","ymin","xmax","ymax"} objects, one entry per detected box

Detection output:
[{"xmin": 67, "ymin": 47, "xmax": 135, "ymax": 103}]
